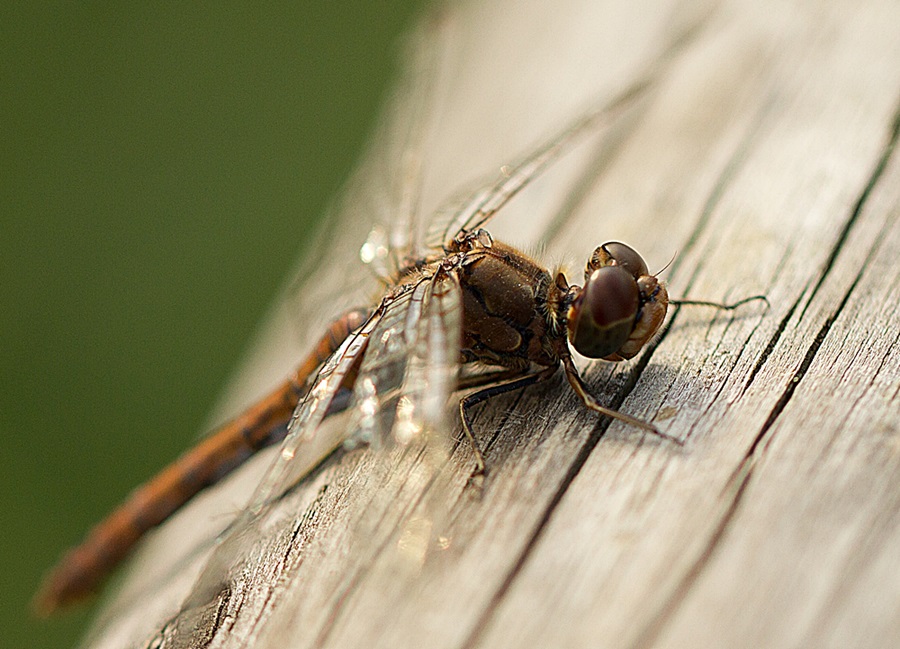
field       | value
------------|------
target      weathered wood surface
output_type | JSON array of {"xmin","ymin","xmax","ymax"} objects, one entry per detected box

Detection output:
[{"xmin": 81, "ymin": 0, "xmax": 900, "ymax": 647}]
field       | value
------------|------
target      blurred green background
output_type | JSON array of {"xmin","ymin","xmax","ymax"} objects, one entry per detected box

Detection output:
[{"xmin": 1, "ymin": 2, "xmax": 429, "ymax": 646}]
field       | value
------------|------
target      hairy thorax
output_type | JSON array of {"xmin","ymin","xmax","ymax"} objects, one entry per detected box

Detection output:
[{"xmin": 457, "ymin": 241, "xmax": 556, "ymax": 370}]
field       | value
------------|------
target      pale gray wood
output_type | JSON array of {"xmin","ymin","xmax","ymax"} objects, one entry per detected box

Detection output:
[{"xmin": 80, "ymin": 0, "xmax": 900, "ymax": 647}]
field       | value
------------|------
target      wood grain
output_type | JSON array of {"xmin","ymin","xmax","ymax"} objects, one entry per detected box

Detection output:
[{"xmin": 80, "ymin": 0, "xmax": 900, "ymax": 647}]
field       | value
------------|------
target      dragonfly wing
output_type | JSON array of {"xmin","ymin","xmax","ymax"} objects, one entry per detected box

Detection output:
[
  {"xmin": 391, "ymin": 270, "xmax": 463, "ymax": 559},
  {"xmin": 298, "ymin": 268, "xmax": 463, "ymax": 573},
  {"xmin": 180, "ymin": 311, "xmax": 379, "ymax": 606},
  {"xmin": 356, "ymin": 17, "xmax": 451, "ymax": 280},
  {"xmin": 344, "ymin": 279, "xmax": 427, "ymax": 448},
  {"xmin": 180, "ymin": 272, "xmax": 443, "ymax": 606},
  {"xmin": 398, "ymin": 272, "xmax": 461, "ymax": 445},
  {"xmin": 424, "ymin": 75, "xmax": 656, "ymax": 250},
  {"xmin": 246, "ymin": 315, "xmax": 380, "ymax": 515},
  {"xmin": 283, "ymin": 17, "xmax": 450, "ymax": 335}
]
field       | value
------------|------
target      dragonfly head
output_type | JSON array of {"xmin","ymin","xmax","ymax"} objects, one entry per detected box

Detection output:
[{"xmin": 565, "ymin": 242, "xmax": 668, "ymax": 361}]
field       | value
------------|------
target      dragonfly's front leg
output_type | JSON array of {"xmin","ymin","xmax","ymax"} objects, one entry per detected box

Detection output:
[{"xmin": 559, "ymin": 352, "xmax": 683, "ymax": 446}]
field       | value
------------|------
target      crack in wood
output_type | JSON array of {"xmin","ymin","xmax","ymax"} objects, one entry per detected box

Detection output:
[
  {"xmin": 680, "ymin": 310, "xmax": 768, "ymax": 444},
  {"xmin": 626, "ymin": 457, "xmax": 755, "ymax": 649},
  {"xmin": 801, "ymin": 102, "xmax": 900, "ymax": 321},
  {"xmin": 311, "ymin": 443, "xmax": 459, "ymax": 647},
  {"xmin": 741, "ymin": 294, "xmax": 798, "ymax": 396},
  {"xmin": 206, "ymin": 588, "xmax": 232, "ymax": 649},
  {"xmin": 625, "ymin": 98, "xmax": 900, "ymax": 649},
  {"xmin": 458, "ymin": 337, "xmax": 662, "ymax": 649},
  {"xmin": 750, "ymin": 105, "xmax": 900, "ymax": 459},
  {"xmin": 810, "ymin": 323, "xmax": 896, "ymax": 470},
  {"xmin": 458, "ymin": 40, "xmax": 785, "ymax": 648}
]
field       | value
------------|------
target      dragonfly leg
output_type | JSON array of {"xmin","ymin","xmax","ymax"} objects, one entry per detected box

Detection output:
[
  {"xmin": 458, "ymin": 366, "xmax": 558, "ymax": 475},
  {"xmin": 560, "ymin": 353, "xmax": 684, "ymax": 446},
  {"xmin": 456, "ymin": 366, "xmax": 524, "ymax": 391}
]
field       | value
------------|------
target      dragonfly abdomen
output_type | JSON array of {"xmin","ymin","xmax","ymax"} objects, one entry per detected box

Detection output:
[{"xmin": 33, "ymin": 307, "xmax": 369, "ymax": 615}]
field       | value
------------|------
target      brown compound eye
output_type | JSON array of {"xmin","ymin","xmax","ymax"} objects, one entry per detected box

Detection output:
[
  {"xmin": 566, "ymin": 266, "xmax": 640, "ymax": 359},
  {"xmin": 602, "ymin": 242, "xmax": 649, "ymax": 278},
  {"xmin": 585, "ymin": 241, "xmax": 649, "ymax": 281}
]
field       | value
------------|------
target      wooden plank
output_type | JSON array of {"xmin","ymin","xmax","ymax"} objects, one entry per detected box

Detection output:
[
  {"xmin": 475, "ymin": 1, "xmax": 900, "ymax": 647},
  {"xmin": 79, "ymin": 0, "xmax": 900, "ymax": 647}
]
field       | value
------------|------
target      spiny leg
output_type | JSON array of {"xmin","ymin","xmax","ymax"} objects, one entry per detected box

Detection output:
[
  {"xmin": 560, "ymin": 353, "xmax": 683, "ymax": 446},
  {"xmin": 459, "ymin": 366, "xmax": 558, "ymax": 475}
]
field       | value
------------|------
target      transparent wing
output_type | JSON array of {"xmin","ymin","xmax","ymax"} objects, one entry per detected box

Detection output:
[
  {"xmin": 282, "ymin": 15, "xmax": 450, "ymax": 333},
  {"xmin": 185, "ymin": 268, "xmax": 460, "ymax": 607},
  {"xmin": 340, "ymin": 267, "xmax": 460, "ymax": 458},
  {"xmin": 390, "ymin": 271, "xmax": 463, "ymax": 560},
  {"xmin": 245, "ymin": 313, "xmax": 380, "ymax": 516},
  {"xmin": 297, "ymin": 269, "xmax": 462, "ymax": 567},
  {"xmin": 345, "ymin": 279, "xmax": 429, "ymax": 449},
  {"xmin": 424, "ymin": 75, "xmax": 655, "ymax": 250},
  {"xmin": 350, "ymin": 15, "xmax": 449, "ymax": 281},
  {"xmin": 383, "ymin": 15, "xmax": 449, "ymax": 272},
  {"xmin": 337, "ymin": 269, "xmax": 462, "ymax": 562},
  {"xmin": 395, "ymin": 271, "xmax": 461, "ymax": 453},
  {"xmin": 181, "ymin": 310, "xmax": 380, "ymax": 606}
]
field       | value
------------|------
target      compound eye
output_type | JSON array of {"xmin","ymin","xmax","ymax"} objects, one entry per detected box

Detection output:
[
  {"xmin": 567, "ymin": 266, "xmax": 639, "ymax": 359},
  {"xmin": 601, "ymin": 242, "xmax": 649, "ymax": 279}
]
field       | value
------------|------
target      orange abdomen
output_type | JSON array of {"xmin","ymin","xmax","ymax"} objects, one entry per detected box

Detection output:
[{"xmin": 33, "ymin": 308, "xmax": 368, "ymax": 615}]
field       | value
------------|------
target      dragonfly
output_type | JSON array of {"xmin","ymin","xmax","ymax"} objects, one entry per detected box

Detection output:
[{"xmin": 34, "ymin": 41, "xmax": 762, "ymax": 617}]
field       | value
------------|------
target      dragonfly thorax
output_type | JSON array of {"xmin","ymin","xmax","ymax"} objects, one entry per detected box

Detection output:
[{"xmin": 457, "ymin": 239, "xmax": 557, "ymax": 370}]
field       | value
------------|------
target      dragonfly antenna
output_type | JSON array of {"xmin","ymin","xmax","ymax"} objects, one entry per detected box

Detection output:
[{"xmin": 670, "ymin": 294, "xmax": 770, "ymax": 311}]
